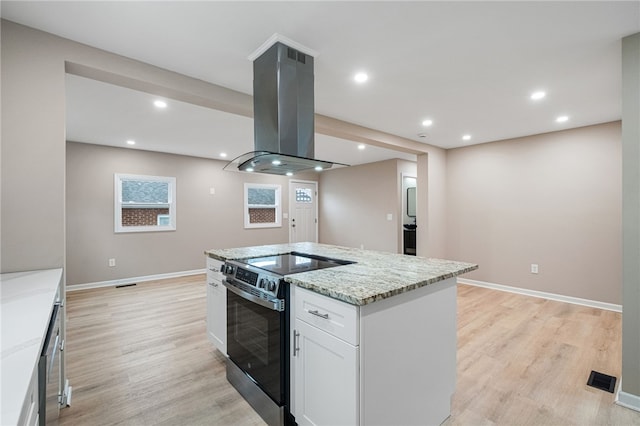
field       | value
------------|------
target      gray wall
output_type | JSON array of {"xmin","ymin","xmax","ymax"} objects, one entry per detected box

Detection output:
[
  {"xmin": 318, "ymin": 159, "xmax": 418, "ymax": 254},
  {"xmin": 1, "ymin": 19, "xmax": 67, "ymax": 271},
  {"xmin": 420, "ymin": 148, "xmax": 448, "ymax": 259},
  {"xmin": 1, "ymin": 19, "xmax": 255, "ymax": 273},
  {"xmin": 66, "ymin": 142, "xmax": 299, "ymax": 285},
  {"xmin": 622, "ymin": 32, "xmax": 640, "ymax": 404},
  {"xmin": 319, "ymin": 159, "xmax": 402, "ymax": 253},
  {"xmin": 446, "ymin": 121, "xmax": 622, "ymax": 304},
  {"xmin": 0, "ymin": 19, "xmax": 435, "ymax": 272}
]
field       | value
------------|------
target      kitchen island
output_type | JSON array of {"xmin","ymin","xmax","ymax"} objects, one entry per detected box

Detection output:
[
  {"xmin": 205, "ymin": 242, "xmax": 477, "ymax": 426},
  {"xmin": 206, "ymin": 242, "xmax": 477, "ymax": 306}
]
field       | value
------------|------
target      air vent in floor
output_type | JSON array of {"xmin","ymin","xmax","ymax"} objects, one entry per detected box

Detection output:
[
  {"xmin": 115, "ymin": 283, "xmax": 137, "ymax": 288},
  {"xmin": 587, "ymin": 370, "xmax": 617, "ymax": 393}
]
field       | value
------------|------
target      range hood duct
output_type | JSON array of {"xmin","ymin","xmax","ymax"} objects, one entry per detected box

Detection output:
[{"xmin": 225, "ymin": 41, "xmax": 346, "ymax": 175}]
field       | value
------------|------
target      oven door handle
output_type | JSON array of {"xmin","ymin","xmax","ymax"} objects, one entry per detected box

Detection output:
[{"xmin": 222, "ymin": 279, "xmax": 284, "ymax": 311}]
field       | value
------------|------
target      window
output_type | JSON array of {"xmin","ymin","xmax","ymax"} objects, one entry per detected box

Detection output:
[
  {"xmin": 244, "ymin": 183, "xmax": 281, "ymax": 228},
  {"xmin": 115, "ymin": 173, "xmax": 176, "ymax": 233},
  {"xmin": 295, "ymin": 188, "xmax": 313, "ymax": 203}
]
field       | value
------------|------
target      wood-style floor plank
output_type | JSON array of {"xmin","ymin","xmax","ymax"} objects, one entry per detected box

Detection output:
[
  {"xmin": 60, "ymin": 275, "xmax": 265, "ymax": 426},
  {"xmin": 446, "ymin": 284, "xmax": 638, "ymax": 426},
  {"xmin": 60, "ymin": 276, "xmax": 640, "ymax": 425}
]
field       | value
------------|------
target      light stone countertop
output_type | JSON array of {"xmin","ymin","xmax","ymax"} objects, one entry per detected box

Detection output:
[
  {"xmin": 205, "ymin": 242, "xmax": 478, "ymax": 305},
  {"xmin": 1, "ymin": 268, "xmax": 63, "ymax": 426}
]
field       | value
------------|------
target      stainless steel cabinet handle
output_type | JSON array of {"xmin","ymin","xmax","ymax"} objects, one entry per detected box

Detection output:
[
  {"xmin": 208, "ymin": 267, "xmax": 220, "ymax": 272},
  {"xmin": 293, "ymin": 330, "xmax": 300, "ymax": 357},
  {"xmin": 208, "ymin": 281, "xmax": 218, "ymax": 287},
  {"xmin": 48, "ymin": 333, "xmax": 60, "ymax": 382},
  {"xmin": 308, "ymin": 309, "xmax": 329, "ymax": 320}
]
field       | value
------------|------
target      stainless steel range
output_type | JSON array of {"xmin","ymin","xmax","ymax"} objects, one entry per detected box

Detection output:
[{"xmin": 221, "ymin": 252, "xmax": 354, "ymax": 426}]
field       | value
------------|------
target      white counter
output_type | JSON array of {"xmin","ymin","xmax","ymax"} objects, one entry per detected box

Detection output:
[{"xmin": 1, "ymin": 268, "xmax": 63, "ymax": 426}]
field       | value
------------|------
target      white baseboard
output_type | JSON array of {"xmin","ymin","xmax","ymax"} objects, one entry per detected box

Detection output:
[
  {"xmin": 457, "ymin": 278, "xmax": 622, "ymax": 313},
  {"xmin": 67, "ymin": 269, "xmax": 206, "ymax": 291},
  {"xmin": 616, "ymin": 389, "xmax": 640, "ymax": 413}
]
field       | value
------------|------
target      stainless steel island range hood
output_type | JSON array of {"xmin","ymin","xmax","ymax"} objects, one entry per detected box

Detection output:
[{"xmin": 225, "ymin": 40, "xmax": 346, "ymax": 175}]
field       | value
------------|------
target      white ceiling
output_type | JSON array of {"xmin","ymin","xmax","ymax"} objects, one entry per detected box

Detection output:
[
  {"xmin": 3, "ymin": 1, "xmax": 639, "ymax": 164},
  {"xmin": 64, "ymin": 74, "xmax": 418, "ymax": 165}
]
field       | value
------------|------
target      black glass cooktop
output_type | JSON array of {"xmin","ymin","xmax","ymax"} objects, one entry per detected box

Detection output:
[{"xmin": 240, "ymin": 251, "xmax": 354, "ymax": 276}]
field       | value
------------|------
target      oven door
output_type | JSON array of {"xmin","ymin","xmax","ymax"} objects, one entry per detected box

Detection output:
[{"xmin": 226, "ymin": 285, "xmax": 285, "ymax": 405}]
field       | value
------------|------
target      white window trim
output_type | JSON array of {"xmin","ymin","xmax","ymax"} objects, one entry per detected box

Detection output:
[
  {"xmin": 244, "ymin": 183, "xmax": 282, "ymax": 229},
  {"xmin": 115, "ymin": 173, "xmax": 176, "ymax": 233}
]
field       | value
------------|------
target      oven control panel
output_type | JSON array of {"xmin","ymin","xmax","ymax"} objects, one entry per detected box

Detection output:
[
  {"xmin": 222, "ymin": 260, "xmax": 282, "ymax": 298},
  {"xmin": 234, "ymin": 267, "xmax": 258, "ymax": 286}
]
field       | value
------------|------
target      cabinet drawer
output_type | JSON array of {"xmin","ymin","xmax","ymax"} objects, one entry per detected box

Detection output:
[
  {"xmin": 294, "ymin": 286, "xmax": 358, "ymax": 345},
  {"xmin": 206, "ymin": 257, "xmax": 224, "ymax": 283}
]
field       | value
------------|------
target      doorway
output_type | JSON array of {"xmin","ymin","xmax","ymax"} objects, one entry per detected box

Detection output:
[
  {"xmin": 289, "ymin": 180, "xmax": 318, "ymax": 243},
  {"xmin": 402, "ymin": 175, "xmax": 417, "ymax": 255}
]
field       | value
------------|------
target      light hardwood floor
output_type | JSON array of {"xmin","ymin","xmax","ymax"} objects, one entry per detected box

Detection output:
[
  {"xmin": 60, "ymin": 276, "xmax": 640, "ymax": 425},
  {"xmin": 60, "ymin": 275, "xmax": 265, "ymax": 426},
  {"xmin": 444, "ymin": 284, "xmax": 639, "ymax": 426}
]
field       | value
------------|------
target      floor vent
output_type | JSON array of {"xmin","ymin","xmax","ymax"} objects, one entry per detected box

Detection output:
[
  {"xmin": 587, "ymin": 370, "xmax": 616, "ymax": 393},
  {"xmin": 115, "ymin": 283, "xmax": 137, "ymax": 288}
]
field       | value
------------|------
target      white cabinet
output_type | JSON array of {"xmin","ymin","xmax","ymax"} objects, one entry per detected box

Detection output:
[
  {"xmin": 206, "ymin": 257, "xmax": 226, "ymax": 355},
  {"xmin": 293, "ymin": 318, "xmax": 358, "ymax": 426},
  {"xmin": 18, "ymin": 365, "xmax": 39, "ymax": 426},
  {"xmin": 291, "ymin": 278, "xmax": 458, "ymax": 426},
  {"xmin": 292, "ymin": 286, "xmax": 359, "ymax": 426}
]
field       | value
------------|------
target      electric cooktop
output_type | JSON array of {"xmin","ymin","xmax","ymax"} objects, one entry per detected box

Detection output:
[{"xmin": 239, "ymin": 251, "xmax": 354, "ymax": 276}]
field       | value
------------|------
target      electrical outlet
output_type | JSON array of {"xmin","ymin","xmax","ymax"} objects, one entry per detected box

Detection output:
[
  {"xmin": 109, "ymin": 258, "xmax": 116, "ymax": 267},
  {"xmin": 531, "ymin": 263, "xmax": 539, "ymax": 274}
]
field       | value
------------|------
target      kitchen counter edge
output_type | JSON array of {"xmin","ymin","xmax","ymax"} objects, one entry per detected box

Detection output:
[{"xmin": 0, "ymin": 268, "xmax": 63, "ymax": 426}]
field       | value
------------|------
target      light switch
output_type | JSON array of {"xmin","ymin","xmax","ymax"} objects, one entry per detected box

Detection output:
[
  {"xmin": 387, "ymin": 213, "xmax": 393, "ymax": 221},
  {"xmin": 283, "ymin": 212, "xmax": 289, "ymax": 219},
  {"xmin": 209, "ymin": 187, "xmax": 216, "ymax": 195}
]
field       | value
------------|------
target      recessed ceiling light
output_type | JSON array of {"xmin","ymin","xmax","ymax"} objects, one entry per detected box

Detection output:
[
  {"xmin": 422, "ymin": 119, "xmax": 433, "ymax": 127},
  {"xmin": 286, "ymin": 172, "xmax": 293, "ymax": 177},
  {"xmin": 126, "ymin": 140, "xmax": 136, "ymax": 145},
  {"xmin": 556, "ymin": 115, "xmax": 569, "ymax": 123},
  {"xmin": 314, "ymin": 166, "xmax": 323, "ymax": 171},
  {"xmin": 154, "ymin": 100, "xmax": 167, "ymax": 108},
  {"xmin": 530, "ymin": 91, "xmax": 546, "ymax": 100},
  {"xmin": 246, "ymin": 167, "xmax": 254, "ymax": 172},
  {"xmin": 354, "ymin": 72, "xmax": 368, "ymax": 83},
  {"xmin": 462, "ymin": 134, "xmax": 472, "ymax": 141},
  {"xmin": 272, "ymin": 160, "xmax": 282, "ymax": 166},
  {"xmin": 357, "ymin": 144, "xmax": 366, "ymax": 150},
  {"xmin": 220, "ymin": 152, "xmax": 228, "ymax": 158}
]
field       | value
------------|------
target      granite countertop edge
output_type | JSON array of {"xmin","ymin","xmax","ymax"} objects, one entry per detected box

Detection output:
[{"xmin": 205, "ymin": 243, "xmax": 478, "ymax": 306}]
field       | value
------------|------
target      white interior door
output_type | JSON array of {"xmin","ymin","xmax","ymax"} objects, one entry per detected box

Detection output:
[{"xmin": 289, "ymin": 180, "xmax": 318, "ymax": 243}]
